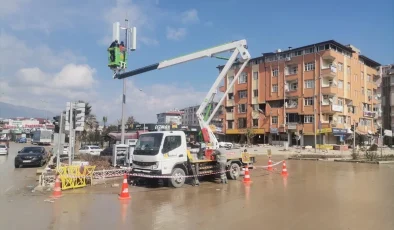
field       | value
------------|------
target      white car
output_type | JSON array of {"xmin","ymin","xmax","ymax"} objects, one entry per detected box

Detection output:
[
  {"xmin": 79, "ymin": 145, "xmax": 103, "ymax": 156},
  {"xmin": 218, "ymin": 142, "xmax": 233, "ymax": 149},
  {"xmin": 0, "ymin": 144, "xmax": 8, "ymax": 155}
]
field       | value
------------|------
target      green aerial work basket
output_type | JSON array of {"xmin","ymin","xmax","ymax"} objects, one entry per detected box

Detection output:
[{"xmin": 108, "ymin": 47, "xmax": 127, "ymax": 69}]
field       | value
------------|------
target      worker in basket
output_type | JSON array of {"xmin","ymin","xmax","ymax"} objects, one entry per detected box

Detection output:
[
  {"xmin": 213, "ymin": 148, "xmax": 228, "ymax": 184},
  {"xmin": 108, "ymin": 40, "xmax": 119, "ymax": 62}
]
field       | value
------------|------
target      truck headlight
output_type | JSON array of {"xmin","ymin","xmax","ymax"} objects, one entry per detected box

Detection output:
[{"xmin": 152, "ymin": 162, "xmax": 159, "ymax": 170}]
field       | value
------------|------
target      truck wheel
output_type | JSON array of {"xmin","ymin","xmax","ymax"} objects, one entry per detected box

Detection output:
[
  {"xmin": 169, "ymin": 168, "xmax": 186, "ymax": 188},
  {"xmin": 227, "ymin": 163, "xmax": 240, "ymax": 180}
]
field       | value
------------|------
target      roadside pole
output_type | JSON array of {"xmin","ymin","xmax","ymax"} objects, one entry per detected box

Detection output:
[
  {"xmin": 353, "ymin": 121, "xmax": 356, "ymax": 154},
  {"xmin": 56, "ymin": 112, "xmax": 64, "ymax": 170},
  {"xmin": 68, "ymin": 103, "xmax": 74, "ymax": 165}
]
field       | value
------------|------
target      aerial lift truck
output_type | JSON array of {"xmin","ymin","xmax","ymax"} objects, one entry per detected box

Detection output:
[{"xmin": 108, "ymin": 27, "xmax": 255, "ymax": 187}]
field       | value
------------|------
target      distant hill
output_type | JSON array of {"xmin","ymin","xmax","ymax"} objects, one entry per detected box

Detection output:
[{"xmin": 0, "ymin": 102, "xmax": 56, "ymax": 119}]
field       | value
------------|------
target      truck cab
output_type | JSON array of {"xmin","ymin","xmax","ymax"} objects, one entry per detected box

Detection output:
[
  {"xmin": 132, "ymin": 131, "xmax": 188, "ymax": 177},
  {"xmin": 130, "ymin": 131, "xmax": 256, "ymax": 188}
]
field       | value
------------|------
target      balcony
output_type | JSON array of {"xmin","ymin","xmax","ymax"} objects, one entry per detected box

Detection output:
[
  {"xmin": 363, "ymin": 111, "xmax": 375, "ymax": 118},
  {"xmin": 321, "ymin": 86, "xmax": 338, "ymax": 95},
  {"xmin": 252, "ymin": 110, "xmax": 259, "ymax": 119},
  {"xmin": 321, "ymin": 66, "xmax": 337, "ymax": 78},
  {"xmin": 225, "ymin": 112, "xmax": 234, "ymax": 120},
  {"xmin": 321, "ymin": 104, "xmax": 343, "ymax": 113},
  {"xmin": 226, "ymin": 99, "xmax": 234, "ymax": 107}
]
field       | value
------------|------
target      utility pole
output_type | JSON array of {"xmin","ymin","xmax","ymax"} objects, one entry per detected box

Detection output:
[
  {"xmin": 57, "ymin": 111, "xmax": 64, "ymax": 170},
  {"xmin": 68, "ymin": 103, "xmax": 74, "ymax": 165},
  {"xmin": 353, "ymin": 120, "xmax": 356, "ymax": 154},
  {"xmin": 120, "ymin": 18, "xmax": 129, "ymax": 145}
]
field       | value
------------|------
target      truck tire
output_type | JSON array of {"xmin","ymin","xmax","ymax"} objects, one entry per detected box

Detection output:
[
  {"xmin": 169, "ymin": 167, "xmax": 186, "ymax": 188},
  {"xmin": 227, "ymin": 162, "xmax": 240, "ymax": 180}
]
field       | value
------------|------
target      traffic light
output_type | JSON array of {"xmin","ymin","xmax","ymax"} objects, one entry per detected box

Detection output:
[
  {"xmin": 53, "ymin": 116, "xmax": 60, "ymax": 133},
  {"xmin": 350, "ymin": 125, "xmax": 354, "ymax": 132}
]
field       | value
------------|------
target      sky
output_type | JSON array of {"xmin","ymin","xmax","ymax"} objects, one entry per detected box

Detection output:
[{"xmin": 0, "ymin": 0, "xmax": 393, "ymax": 125}]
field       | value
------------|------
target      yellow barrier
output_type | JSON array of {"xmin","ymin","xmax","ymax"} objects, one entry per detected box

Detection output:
[{"xmin": 57, "ymin": 165, "xmax": 96, "ymax": 190}]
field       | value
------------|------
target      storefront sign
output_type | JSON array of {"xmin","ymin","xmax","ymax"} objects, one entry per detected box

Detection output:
[
  {"xmin": 316, "ymin": 128, "xmax": 332, "ymax": 134},
  {"xmin": 270, "ymin": 128, "xmax": 278, "ymax": 134},
  {"xmin": 287, "ymin": 124, "xmax": 297, "ymax": 130},
  {"xmin": 332, "ymin": 128, "xmax": 347, "ymax": 135}
]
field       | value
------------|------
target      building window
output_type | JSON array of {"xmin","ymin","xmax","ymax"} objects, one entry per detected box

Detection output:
[
  {"xmin": 305, "ymin": 80, "xmax": 314, "ymax": 88},
  {"xmin": 289, "ymin": 82, "xmax": 298, "ymax": 91},
  {"xmin": 338, "ymin": 63, "xmax": 343, "ymax": 71},
  {"xmin": 272, "ymin": 84, "xmax": 278, "ymax": 92},
  {"xmin": 304, "ymin": 115, "xmax": 314, "ymax": 123},
  {"xmin": 238, "ymin": 73, "xmax": 247, "ymax": 84},
  {"xmin": 252, "ymin": 104, "xmax": 259, "ymax": 111},
  {"xmin": 238, "ymin": 118, "xmax": 247, "ymax": 128},
  {"xmin": 238, "ymin": 104, "xmax": 247, "ymax": 113},
  {"xmin": 272, "ymin": 68, "xmax": 279, "ymax": 77},
  {"xmin": 228, "ymin": 93, "xmax": 234, "ymax": 100},
  {"xmin": 304, "ymin": 97, "xmax": 314, "ymax": 106},
  {"xmin": 272, "ymin": 116, "xmax": 278, "ymax": 124},
  {"xmin": 252, "ymin": 119, "xmax": 258, "ymax": 127},
  {"xmin": 347, "ymin": 66, "xmax": 351, "ymax": 75},
  {"xmin": 286, "ymin": 65, "xmax": 298, "ymax": 75},
  {"xmin": 338, "ymin": 80, "xmax": 343, "ymax": 88},
  {"xmin": 253, "ymin": 71, "xmax": 258, "ymax": 80},
  {"xmin": 253, "ymin": 89, "xmax": 258, "ymax": 97},
  {"xmin": 304, "ymin": 62, "xmax": 315, "ymax": 71},
  {"xmin": 347, "ymin": 82, "xmax": 351, "ymax": 91},
  {"xmin": 227, "ymin": 121, "xmax": 233, "ymax": 129},
  {"xmin": 238, "ymin": 90, "xmax": 247, "ymax": 99},
  {"xmin": 337, "ymin": 116, "xmax": 345, "ymax": 124},
  {"xmin": 337, "ymin": 99, "xmax": 343, "ymax": 106}
]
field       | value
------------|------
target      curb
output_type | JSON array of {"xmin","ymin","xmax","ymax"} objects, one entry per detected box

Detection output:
[{"xmin": 288, "ymin": 157, "xmax": 319, "ymax": 161}]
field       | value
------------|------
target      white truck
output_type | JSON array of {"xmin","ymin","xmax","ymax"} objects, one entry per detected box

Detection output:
[
  {"xmin": 32, "ymin": 130, "xmax": 52, "ymax": 145},
  {"xmin": 111, "ymin": 39, "xmax": 256, "ymax": 188},
  {"xmin": 131, "ymin": 131, "xmax": 255, "ymax": 187}
]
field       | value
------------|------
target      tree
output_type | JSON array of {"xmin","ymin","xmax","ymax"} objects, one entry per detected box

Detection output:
[
  {"xmin": 102, "ymin": 116, "xmax": 108, "ymax": 128},
  {"xmin": 245, "ymin": 128, "xmax": 256, "ymax": 145}
]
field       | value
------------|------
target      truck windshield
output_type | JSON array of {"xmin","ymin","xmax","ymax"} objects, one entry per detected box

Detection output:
[{"xmin": 134, "ymin": 133, "xmax": 163, "ymax": 156}]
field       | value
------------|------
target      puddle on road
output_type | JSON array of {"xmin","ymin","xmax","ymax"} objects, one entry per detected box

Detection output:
[{"xmin": 6, "ymin": 155, "xmax": 394, "ymax": 230}]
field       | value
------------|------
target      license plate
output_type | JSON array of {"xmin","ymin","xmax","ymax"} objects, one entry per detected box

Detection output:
[{"xmin": 23, "ymin": 160, "xmax": 31, "ymax": 163}]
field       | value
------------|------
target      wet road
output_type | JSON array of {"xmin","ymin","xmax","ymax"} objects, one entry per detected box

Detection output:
[
  {"xmin": 1, "ymin": 155, "xmax": 394, "ymax": 230},
  {"xmin": 0, "ymin": 142, "xmax": 43, "ymax": 196}
]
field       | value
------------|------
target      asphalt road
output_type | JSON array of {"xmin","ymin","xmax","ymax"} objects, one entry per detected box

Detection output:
[
  {"xmin": 0, "ymin": 152, "xmax": 394, "ymax": 230},
  {"xmin": 0, "ymin": 142, "xmax": 47, "ymax": 197}
]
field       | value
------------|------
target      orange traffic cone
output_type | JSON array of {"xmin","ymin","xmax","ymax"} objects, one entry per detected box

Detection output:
[
  {"xmin": 50, "ymin": 175, "xmax": 63, "ymax": 198},
  {"xmin": 243, "ymin": 165, "xmax": 252, "ymax": 184},
  {"xmin": 118, "ymin": 174, "xmax": 131, "ymax": 200},
  {"xmin": 281, "ymin": 161, "xmax": 288, "ymax": 177},
  {"xmin": 267, "ymin": 156, "xmax": 273, "ymax": 171}
]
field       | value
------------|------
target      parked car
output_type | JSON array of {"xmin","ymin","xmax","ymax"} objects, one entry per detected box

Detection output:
[
  {"xmin": 79, "ymin": 145, "xmax": 103, "ymax": 156},
  {"xmin": 14, "ymin": 146, "xmax": 50, "ymax": 168},
  {"xmin": 17, "ymin": 137, "xmax": 27, "ymax": 143},
  {"xmin": 100, "ymin": 146, "xmax": 113, "ymax": 156},
  {"xmin": 0, "ymin": 144, "xmax": 8, "ymax": 155}
]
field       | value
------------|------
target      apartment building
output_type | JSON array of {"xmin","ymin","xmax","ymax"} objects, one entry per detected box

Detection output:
[
  {"xmin": 218, "ymin": 40, "xmax": 381, "ymax": 147},
  {"xmin": 381, "ymin": 64, "xmax": 394, "ymax": 131},
  {"xmin": 156, "ymin": 110, "xmax": 184, "ymax": 125},
  {"xmin": 180, "ymin": 102, "xmax": 223, "ymax": 128}
]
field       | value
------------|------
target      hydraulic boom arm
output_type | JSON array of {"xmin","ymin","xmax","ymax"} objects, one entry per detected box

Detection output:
[{"xmin": 114, "ymin": 39, "xmax": 251, "ymax": 151}]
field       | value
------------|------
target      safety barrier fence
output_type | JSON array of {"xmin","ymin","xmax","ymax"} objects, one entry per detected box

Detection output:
[
  {"xmin": 40, "ymin": 161, "xmax": 284, "ymax": 187},
  {"xmin": 40, "ymin": 168, "xmax": 130, "ymax": 188}
]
